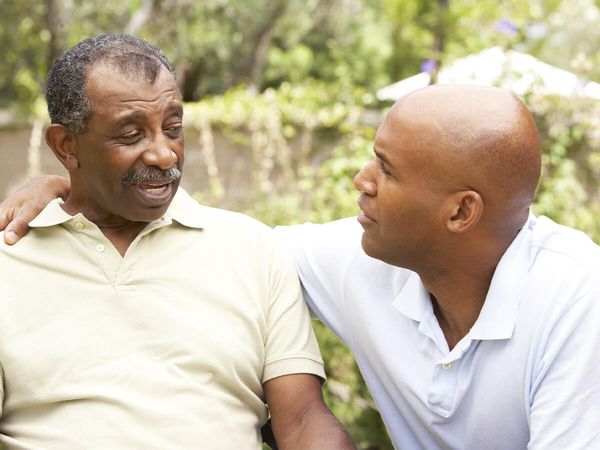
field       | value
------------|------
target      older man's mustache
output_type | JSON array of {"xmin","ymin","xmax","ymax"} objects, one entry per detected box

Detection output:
[{"xmin": 121, "ymin": 166, "xmax": 182, "ymax": 185}]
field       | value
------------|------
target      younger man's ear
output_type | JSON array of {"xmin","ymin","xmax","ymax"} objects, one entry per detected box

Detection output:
[
  {"xmin": 445, "ymin": 190, "xmax": 484, "ymax": 234},
  {"xmin": 45, "ymin": 124, "xmax": 79, "ymax": 172}
]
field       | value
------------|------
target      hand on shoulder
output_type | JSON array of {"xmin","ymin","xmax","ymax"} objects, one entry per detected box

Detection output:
[{"xmin": 0, "ymin": 175, "xmax": 70, "ymax": 244}]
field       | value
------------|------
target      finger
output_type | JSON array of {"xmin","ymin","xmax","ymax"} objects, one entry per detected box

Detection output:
[
  {"xmin": 4, "ymin": 218, "xmax": 30, "ymax": 245},
  {"xmin": 0, "ymin": 201, "xmax": 10, "ymax": 231}
]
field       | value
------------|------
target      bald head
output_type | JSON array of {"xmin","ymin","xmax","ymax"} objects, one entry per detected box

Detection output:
[
  {"xmin": 383, "ymin": 85, "xmax": 540, "ymax": 228},
  {"xmin": 354, "ymin": 85, "xmax": 540, "ymax": 273}
]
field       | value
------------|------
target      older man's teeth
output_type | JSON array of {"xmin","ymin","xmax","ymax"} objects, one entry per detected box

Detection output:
[{"xmin": 139, "ymin": 184, "xmax": 169, "ymax": 195}]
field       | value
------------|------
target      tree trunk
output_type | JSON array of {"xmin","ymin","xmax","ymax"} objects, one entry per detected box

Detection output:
[
  {"xmin": 247, "ymin": 24, "xmax": 276, "ymax": 93},
  {"xmin": 125, "ymin": 0, "xmax": 155, "ymax": 36},
  {"xmin": 430, "ymin": 0, "xmax": 449, "ymax": 83},
  {"xmin": 232, "ymin": 1, "xmax": 287, "ymax": 91},
  {"xmin": 45, "ymin": 0, "xmax": 64, "ymax": 71}
]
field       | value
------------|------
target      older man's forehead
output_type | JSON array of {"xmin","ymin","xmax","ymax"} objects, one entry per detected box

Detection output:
[
  {"xmin": 111, "ymin": 101, "xmax": 183, "ymax": 126},
  {"xmin": 88, "ymin": 58, "xmax": 172, "ymax": 82},
  {"xmin": 86, "ymin": 63, "xmax": 181, "ymax": 101}
]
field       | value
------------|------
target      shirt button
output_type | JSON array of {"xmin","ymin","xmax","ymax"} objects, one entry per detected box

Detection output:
[
  {"xmin": 96, "ymin": 244, "xmax": 105, "ymax": 253},
  {"xmin": 442, "ymin": 362, "xmax": 453, "ymax": 370},
  {"xmin": 74, "ymin": 221, "xmax": 84, "ymax": 230}
]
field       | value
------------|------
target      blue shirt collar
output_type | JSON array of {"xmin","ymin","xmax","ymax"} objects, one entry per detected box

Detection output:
[{"xmin": 392, "ymin": 214, "xmax": 537, "ymax": 341}]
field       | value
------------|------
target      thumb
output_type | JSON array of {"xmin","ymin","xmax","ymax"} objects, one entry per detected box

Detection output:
[{"xmin": 4, "ymin": 218, "xmax": 30, "ymax": 245}]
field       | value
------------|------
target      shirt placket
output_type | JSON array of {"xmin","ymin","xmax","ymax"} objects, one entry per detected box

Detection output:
[
  {"xmin": 418, "ymin": 310, "xmax": 475, "ymax": 418},
  {"xmin": 68, "ymin": 218, "xmax": 123, "ymax": 285}
]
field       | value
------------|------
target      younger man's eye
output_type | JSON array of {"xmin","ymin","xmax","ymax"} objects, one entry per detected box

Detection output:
[{"xmin": 380, "ymin": 161, "xmax": 391, "ymax": 175}]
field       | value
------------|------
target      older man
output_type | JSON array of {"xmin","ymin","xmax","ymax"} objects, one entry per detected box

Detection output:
[
  {"xmin": 0, "ymin": 35, "xmax": 353, "ymax": 449},
  {"xmin": 3, "ymin": 85, "xmax": 600, "ymax": 448}
]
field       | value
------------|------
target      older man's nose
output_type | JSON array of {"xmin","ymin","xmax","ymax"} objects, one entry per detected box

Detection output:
[
  {"xmin": 143, "ymin": 138, "xmax": 178, "ymax": 170},
  {"xmin": 354, "ymin": 160, "xmax": 377, "ymax": 196}
]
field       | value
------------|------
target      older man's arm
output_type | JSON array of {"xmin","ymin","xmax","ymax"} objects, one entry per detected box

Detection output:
[
  {"xmin": 0, "ymin": 175, "xmax": 70, "ymax": 244},
  {"xmin": 264, "ymin": 373, "xmax": 355, "ymax": 449}
]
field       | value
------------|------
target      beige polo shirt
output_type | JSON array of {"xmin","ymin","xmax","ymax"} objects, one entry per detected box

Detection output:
[{"xmin": 0, "ymin": 188, "xmax": 324, "ymax": 449}]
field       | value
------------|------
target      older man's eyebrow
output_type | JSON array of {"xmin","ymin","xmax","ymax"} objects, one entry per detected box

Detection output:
[
  {"xmin": 168, "ymin": 103, "xmax": 184, "ymax": 118},
  {"xmin": 113, "ymin": 103, "xmax": 183, "ymax": 129},
  {"xmin": 374, "ymin": 149, "xmax": 393, "ymax": 167},
  {"xmin": 114, "ymin": 111, "xmax": 144, "ymax": 128}
]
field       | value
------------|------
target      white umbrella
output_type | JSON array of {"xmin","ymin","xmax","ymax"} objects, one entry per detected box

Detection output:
[{"xmin": 377, "ymin": 47, "xmax": 600, "ymax": 101}]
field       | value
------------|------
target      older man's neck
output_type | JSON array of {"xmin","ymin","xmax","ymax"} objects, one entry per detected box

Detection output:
[
  {"xmin": 61, "ymin": 202, "xmax": 147, "ymax": 256},
  {"xmin": 95, "ymin": 221, "xmax": 147, "ymax": 256}
]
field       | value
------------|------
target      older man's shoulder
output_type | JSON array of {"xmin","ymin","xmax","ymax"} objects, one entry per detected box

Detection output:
[
  {"xmin": 198, "ymin": 203, "xmax": 272, "ymax": 233},
  {"xmin": 171, "ymin": 188, "xmax": 272, "ymax": 234},
  {"xmin": 0, "ymin": 227, "xmax": 49, "ymax": 255},
  {"xmin": 0, "ymin": 227, "xmax": 58, "ymax": 280}
]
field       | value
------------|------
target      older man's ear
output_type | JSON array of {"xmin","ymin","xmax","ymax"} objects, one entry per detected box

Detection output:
[
  {"xmin": 45, "ymin": 124, "xmax": 79, "ymax": 172},
  {"xmin": 0, "ymin": 175, "xmax": 71, "ymax": 245}
]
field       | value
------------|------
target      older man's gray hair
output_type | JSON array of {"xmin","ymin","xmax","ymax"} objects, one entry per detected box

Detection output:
[{"xmin": 46, "ymin": 34, "xmax": 175, "ymax": 134}]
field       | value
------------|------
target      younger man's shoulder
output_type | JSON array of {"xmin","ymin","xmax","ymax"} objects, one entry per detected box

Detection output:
[{"xmin": 532, "ymin": 215, "xmax": 600, "ymax": 279}]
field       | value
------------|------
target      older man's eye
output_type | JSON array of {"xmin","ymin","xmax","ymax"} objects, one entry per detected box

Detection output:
[
  {"xmin": 165, "ymin": 125, "xmax": 183, "ymax": 138},
  {"xmin": 119, "ymin": 131, "xmax": 142, "ymax": 143}
]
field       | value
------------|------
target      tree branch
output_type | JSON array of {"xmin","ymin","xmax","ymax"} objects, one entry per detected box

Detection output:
[{"xmin": 125, "ymin": 0, "xmax": 155, "ymax": 36}]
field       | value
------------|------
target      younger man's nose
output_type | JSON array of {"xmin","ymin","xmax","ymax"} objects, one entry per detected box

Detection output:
[{"xmin": 354, "ymin": 161, "xmax": 377, "ymax": 196}]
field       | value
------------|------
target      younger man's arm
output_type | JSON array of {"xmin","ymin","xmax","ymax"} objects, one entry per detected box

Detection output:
[{"xmin": 0, "ymin": 175, "xmax": 69, "ymax": 244}]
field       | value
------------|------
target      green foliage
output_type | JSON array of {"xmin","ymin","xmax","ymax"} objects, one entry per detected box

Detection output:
[
  {"xmin": 185, "ymin": 80, "xmax": 377, "ymax": 215},
  {"xmin": 1, "ymin": 0, "xmax": 596, "ymax": 108},
  {"xmin": 529, "ymin": 0, "xmax": 600, "ymax": 82},
  {"xmin": 0, "ymin": 0, "xmax": 48, "ymax": 113},
  {"xmin": 529, "ymin": 95, "xmax": 600, "ymax": 241}
]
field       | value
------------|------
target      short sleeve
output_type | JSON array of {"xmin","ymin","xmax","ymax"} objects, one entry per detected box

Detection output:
[
  {"xmin": 275, "ymin": 218, "xmax": 362, "ymax": 344},
  {"xmin": 0, "ymin": 363, "xmax": 4, "ymax": 416},
  {"xmin": 262, "ymin": 233, "xmax": 325, "ymax": 383},
  {"xmin": 527, "ymin": 290, "xmax": 600, "ymax": 449}
]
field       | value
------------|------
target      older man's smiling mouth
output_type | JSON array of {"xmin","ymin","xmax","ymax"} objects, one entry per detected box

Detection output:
[
  {"xmin": 138, "ymin": 182, "xmax": 170, "ymax": 195},
  {"xmin": 132, "ymin": 182, "xmax": 174, "ymax": 204}
]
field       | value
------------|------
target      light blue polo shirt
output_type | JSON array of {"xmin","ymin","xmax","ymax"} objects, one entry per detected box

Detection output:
[{"xmin": 279, "ymin": 214, "xmax": 600, "ymax": 449}]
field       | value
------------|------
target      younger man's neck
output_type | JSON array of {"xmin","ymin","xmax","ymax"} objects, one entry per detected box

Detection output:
[{"xmin": 423, "ymin": 270, "xmax": 495, "ymax": 351}]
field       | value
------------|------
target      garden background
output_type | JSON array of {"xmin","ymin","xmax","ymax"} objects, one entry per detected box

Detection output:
[{"xmin": 1, "ymin": 1, "xmax": 599, "ymax": 447}]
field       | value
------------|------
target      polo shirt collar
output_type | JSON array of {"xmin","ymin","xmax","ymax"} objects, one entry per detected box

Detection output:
[
  {"xmin": 28, "ymin": 187, "xmax": 205, "ymax": 230},
  {"xmin": 392, "ymin": 271, "xmax": 433, "ymax": 322},
  {"xmin": 392, "ymin": 213, "xmax": 537, "ymax": 341},
  {"xmin": 29, "ymin": 198, "xmax": 72, "ymax": 227},
  {"xmin": 469, "ymin": 213, "xmax": 536, "ymax": 340},
  {"xmin": 162, "ymin": 188, "xmax": 206, "ymax": 229}
]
